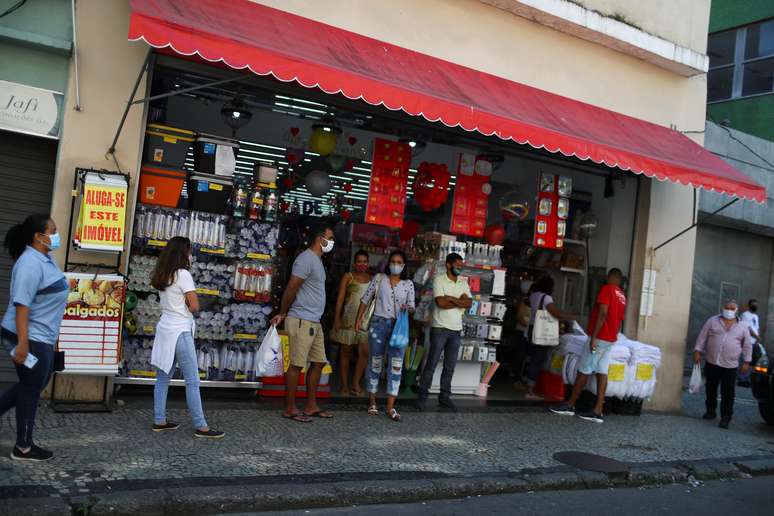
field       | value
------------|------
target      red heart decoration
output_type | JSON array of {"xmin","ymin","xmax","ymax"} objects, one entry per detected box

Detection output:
[
  {"xmin": 290, "ymin": 127, "xmax": 300, "ymax": 136},
  {"xmin": 348, "ymin": 136, "xmax": 357, "ymax": 145},
  {"xmin": 343, "ymin": 184, "xmax": 353, "ymax": 193},
  {"xmin": 283, "ymin": 177, "xmax": 295, "ymax": 189},
  {"xmin": 340, "ymin": 209, "xmax": 352, "ymax": 221}
]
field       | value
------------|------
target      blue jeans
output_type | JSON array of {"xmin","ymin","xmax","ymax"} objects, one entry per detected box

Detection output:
[
  {"xmin": 419, "ymin": 328, "xmax": 461, "ymax": 400},
  {"xmin": 154, "ymin": 332, "xmax": 207, "ymax": 429},
  {"xmin": 0, "ymin": 330, "xmax": 54, "ymax": 448},
  {"xmin": 367, "ymin": 316, "xmax": 405, "ymax": 397}
]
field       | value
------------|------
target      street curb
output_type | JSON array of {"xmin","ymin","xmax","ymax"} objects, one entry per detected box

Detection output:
[{"xmin": 4, "ymin": 455, "xmax": 774, "ymax": 515}]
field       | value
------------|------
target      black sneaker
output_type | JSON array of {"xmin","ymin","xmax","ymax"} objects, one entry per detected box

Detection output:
[
  {"xmin": 719, "ymin": 418, "xmax": 731, "ymax": 430},
  {"xmin": 11, "ymin": 445, "xmax": 53, "ymax": 462},
  {"xmin": 415, "ymin": 398, "xmax": 427, "ymax": 412},
  {"xmin": 152, "ymin": 421, "xmax": 180, "ymax": 432},
  {"xmin": 438, "ymin": 397, "xmax": 458, "ymax": 412},
  {"xmin": 194, "ymin": 429, "xmax": 225, "ymax": 439},
  {"xmin": 702, "ymin": 412, "xmax": 717, "ymax": 420},
  {"xmin": 577, "ymin": 410, "xmax": 604, "ymax": 424},
  {"xmin": 549, "ymin": 403, "xmax": 575, "ymax": 416}
]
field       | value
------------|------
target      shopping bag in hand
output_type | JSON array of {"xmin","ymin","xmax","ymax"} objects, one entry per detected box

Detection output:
[
  {"xmin": 388, "ymin": 310, "xmax": 410, "ymax": 350},
  {"xmin": 256, "ymin": 325, "xmax": 283, "ymax": 377},
  {"xmin": 688, "ymin": 363, "xmax": 703, "ymax": 394}
]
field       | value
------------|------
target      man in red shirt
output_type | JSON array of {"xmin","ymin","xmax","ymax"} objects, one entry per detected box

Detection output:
[{"xmin": 550, "ymin": 268, "xmax": 626, "ymax": 423}]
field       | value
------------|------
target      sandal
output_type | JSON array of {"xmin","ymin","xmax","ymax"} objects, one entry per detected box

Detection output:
[
  {"xmin": 368, "ymin": 404, "xmax": 379, "ymax": 415},
  {"xmin": 282, "ymin": 412, "xmax": 312, "ymax": 423},
  {"xmin": 304, "ymin": 410, "xmax": 334, "ymax": 419},
  {"xmin": 387, "ymin": 408, "xmax": 401, "ymax": 422}
]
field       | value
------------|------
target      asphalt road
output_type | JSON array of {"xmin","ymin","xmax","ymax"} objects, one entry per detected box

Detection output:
[{"xmin": 239, "ymin": 476, "xmax": 774, "ymax": 515}]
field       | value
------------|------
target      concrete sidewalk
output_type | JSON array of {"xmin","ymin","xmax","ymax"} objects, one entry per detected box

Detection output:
[{"xmin": 1, "ymin": 389, "xmax": 773, "ymax": 514}]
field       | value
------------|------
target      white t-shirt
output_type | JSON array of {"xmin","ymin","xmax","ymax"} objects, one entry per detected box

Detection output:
[
  {"xmin": 529, "ymin": 292, "xmax": 554, "ymax": 325},
  {"xmin": 159, "ymin": 269, "xmax": 196, "ymax": 320},
  {"xmin": 741, "ymin": 311, "xmax": 760, "ymax": 343}
]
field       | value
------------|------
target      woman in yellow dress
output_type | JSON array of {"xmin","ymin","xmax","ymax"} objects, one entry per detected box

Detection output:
[{"xmin": 332, "ymin": 250, "xmax": 372, "ymax": 396}]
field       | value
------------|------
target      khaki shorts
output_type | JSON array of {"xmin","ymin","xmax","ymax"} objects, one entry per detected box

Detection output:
[{"xmin": 285, "ymin": 316, "xmax": 327, "ymax": 368}]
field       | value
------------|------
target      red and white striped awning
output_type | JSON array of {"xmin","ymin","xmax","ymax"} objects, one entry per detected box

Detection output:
[{"xmin": 128, "ymin": 0, "xmax": 766, "ymax": 203}]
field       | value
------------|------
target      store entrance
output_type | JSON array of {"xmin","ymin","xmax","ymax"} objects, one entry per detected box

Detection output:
[
  {"xmin": 119, "ymin": 55, "xmax": 641, "ymax": 404},
  {"xmin": 0, "ymin": 129, "xmax": 58, "ymax": 383}
]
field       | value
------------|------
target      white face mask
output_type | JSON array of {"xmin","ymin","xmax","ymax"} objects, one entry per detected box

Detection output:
[
  {"xmin": 320, "ymin": 237, "xmax": 334, "ymax": 254},
  {"xmin": 389, "ymin": 264, "xmax": 404, "ymax": 276},
  {"xmin": 722, "ymin": 309, "xmax": 737, "ymax": 320}
]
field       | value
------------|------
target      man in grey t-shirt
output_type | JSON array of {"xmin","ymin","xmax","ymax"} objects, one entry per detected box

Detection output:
[{"xmin": 271, "ymin": 222, "xmax": 335, "ymax": 423}]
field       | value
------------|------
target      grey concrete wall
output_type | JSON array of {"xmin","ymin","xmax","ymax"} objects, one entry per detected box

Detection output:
[
  {"xmin": 701, "ymin": 122, "xmax": 774, "ymax": 232},
  {"xmin": 692, "ymin": 122, "xmax": 774, "ymax": 354},
  {"xmin": 688, "ymin": 224, "xmax": 772, "ymax": 351}
]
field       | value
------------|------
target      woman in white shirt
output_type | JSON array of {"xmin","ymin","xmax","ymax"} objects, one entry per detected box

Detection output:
[
  {"xmin": 355, "ymin": 250, "xmax": 415, "ymax": 422},
  {"xmin": 150, "ymin": 237, "xmax": 223, "ymax": 439}
]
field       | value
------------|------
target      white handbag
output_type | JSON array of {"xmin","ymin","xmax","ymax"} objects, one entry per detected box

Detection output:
[{"xmin": 532, "ymin": 295, "xmax": 559, "ymax": 346}]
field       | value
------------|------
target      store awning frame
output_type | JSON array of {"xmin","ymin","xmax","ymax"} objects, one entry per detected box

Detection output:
[{"xmin": 126, "ymin": 0, "xmax": 766, "ymax": 204}]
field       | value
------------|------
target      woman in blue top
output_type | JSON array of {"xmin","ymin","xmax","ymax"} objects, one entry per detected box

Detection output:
[{"xmin": 0, "ymin": 214, "xmax": 68, "ymax": 462}]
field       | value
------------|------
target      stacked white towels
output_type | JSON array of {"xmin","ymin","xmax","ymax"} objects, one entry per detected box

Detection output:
[
  {"xmin": 619, "ymin": 336, "xmax": 661, "ymax": 398},
  {"xmin": 552, "ymin": 334, "xmax": 589, "ymax": 383},
  {"xmin": 585, "ymin": 344, "xmax": 632, "ymax": 398}
]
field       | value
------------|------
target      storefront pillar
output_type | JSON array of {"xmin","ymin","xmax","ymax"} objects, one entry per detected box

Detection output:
[
  {"xmin": 628, "ymin": 179, "xmax": 698, "ymax": 412},
  {"xmin": 46, "ymin": 0, "xmax": 149, "ymax": 402}
]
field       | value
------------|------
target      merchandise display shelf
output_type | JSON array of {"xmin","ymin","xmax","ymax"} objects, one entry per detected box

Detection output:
[{"xmin": 114, "ymin": 377, "xmax": 262, "ymax": 389}]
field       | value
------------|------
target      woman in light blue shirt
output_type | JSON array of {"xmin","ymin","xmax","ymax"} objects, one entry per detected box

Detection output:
[{"xmin": 0, "ymin": 214, "xmax": 68, "ymax": 462}]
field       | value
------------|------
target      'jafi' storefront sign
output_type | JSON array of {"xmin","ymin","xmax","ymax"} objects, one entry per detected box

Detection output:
[
  {"xmin": 0, "ymin": 80, "xmax": 63, "ymax": 139},
  {"xmin": 74, "ymin": 171, "xmax": 129, "ymax": 253}
]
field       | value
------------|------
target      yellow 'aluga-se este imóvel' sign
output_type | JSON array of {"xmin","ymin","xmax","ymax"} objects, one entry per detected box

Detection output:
[{"xmin": 74, "ymin": 172, "xmax": 128, "ymax": 252}]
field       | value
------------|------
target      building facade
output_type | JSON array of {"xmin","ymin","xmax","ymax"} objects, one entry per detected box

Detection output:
[
  {"xmin": 0, "ymin": 0, "xmax": 73, "ymax": 382},
  {"xmin": 3, "ymin": 0, "xmax": 749, "ymax": 411},
  {"xmin": 689, "ymin": 124, "xmax": 774, "ymax": 354},
  {"xmin": 707, "ymin": 0, "xmax": 774, "ymax": 141}
]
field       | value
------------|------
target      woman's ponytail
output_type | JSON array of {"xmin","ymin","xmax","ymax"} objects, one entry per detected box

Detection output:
[{"xmin": 3, "ymin": 214, "xmax": 51, "ymax": 261}]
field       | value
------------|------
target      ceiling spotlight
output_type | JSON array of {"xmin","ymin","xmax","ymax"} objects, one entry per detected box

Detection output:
[
  {"xmin": 221, "ymin": 95, "xmax": 253, "ymax": 137},
  {"xmin": 401, "ymin": 137, "xmax": 427, "ymax": 157}
]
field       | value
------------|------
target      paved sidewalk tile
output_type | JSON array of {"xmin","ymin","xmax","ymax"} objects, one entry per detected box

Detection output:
[{"xmin": 1, "ymin": 394, "xmax": 774, "ymax": 497}]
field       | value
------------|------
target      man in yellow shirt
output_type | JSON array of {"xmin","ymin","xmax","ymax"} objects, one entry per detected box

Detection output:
[{"xmin": 416, "ymin": 253, "xmax": 472, "ymax": 412}]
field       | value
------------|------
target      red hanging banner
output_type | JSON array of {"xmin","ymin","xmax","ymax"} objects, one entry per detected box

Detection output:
[
  {"xmin": 533, "ymin": 173, "xmax": 572, "ymax": 250},
  {"xmin": 450, "ymin": 153, "xmax": 491, "ymax": 238},
  {"xmin": 365, "ymin": 138, "xmax": 411, "ymax": 228}
]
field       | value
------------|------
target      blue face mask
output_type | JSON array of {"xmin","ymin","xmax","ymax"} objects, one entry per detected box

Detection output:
[{"xmin": 43, "ymin": 232, "xmax": 61, "ymax": 251}]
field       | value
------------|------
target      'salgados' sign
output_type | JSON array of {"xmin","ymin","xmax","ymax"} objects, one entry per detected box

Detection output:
[{"xmin": 0, "ymin": 80, "xmax": 63, "ymax": 139}]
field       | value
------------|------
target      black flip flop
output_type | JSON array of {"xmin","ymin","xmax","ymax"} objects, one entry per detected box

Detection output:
[
  {"xmin": 282, "ymin": 412, "xmax": 312, "ymax": 423},
  {"xmin": 304, "ymin": 410, "xmax": 334, "ymax": 419}
]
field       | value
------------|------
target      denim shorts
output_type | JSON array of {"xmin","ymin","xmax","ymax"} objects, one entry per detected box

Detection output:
[{"xmin": 577, "ymin": 338, "xmax": 614, "ymax": 375}]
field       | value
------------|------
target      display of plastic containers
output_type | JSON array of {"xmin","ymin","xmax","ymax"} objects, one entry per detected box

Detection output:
[
  {"xmin": 193, "ymin": 133, "xmax": 239, "ymax": 176},
  {"xmin": 139, "ymin": 165, "xmax": 186, "ymax": 208},
  {"xmin": 143, "ymin": 124, "xmax": 195, "ymax": 168},
  {"xmin": 187, "ymin": 173, "xmax": 234, "ymax": 214}
]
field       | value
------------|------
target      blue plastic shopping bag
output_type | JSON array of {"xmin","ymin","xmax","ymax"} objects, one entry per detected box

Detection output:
[{"xmin": 389, "ymin": 310, "xmax": 410, "ymax": 349}]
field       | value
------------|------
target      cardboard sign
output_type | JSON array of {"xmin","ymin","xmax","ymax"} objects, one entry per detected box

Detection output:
[
  {"xmin": 58, "ymin": 273, "xmax": 126, "ymax": 375},
  {"xmin": 364, "ymin": 138, "xmax": 410, "ymax": 228},
  {"xmin": 75, "ymin": 172, "xmax": 128, "ymax": 252}
]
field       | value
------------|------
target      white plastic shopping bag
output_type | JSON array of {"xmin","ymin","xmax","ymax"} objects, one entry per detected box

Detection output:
[
  {"xmin": 532, "ymin": 295, "xmax": 559, "ymax": 346},
  {"xmin": 256, "ymin": 325, "xmax": 283, "ymax": 377},
  {"xmin": 688, "ymin": 363, "xmax": 703, "ymax": 394}
]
